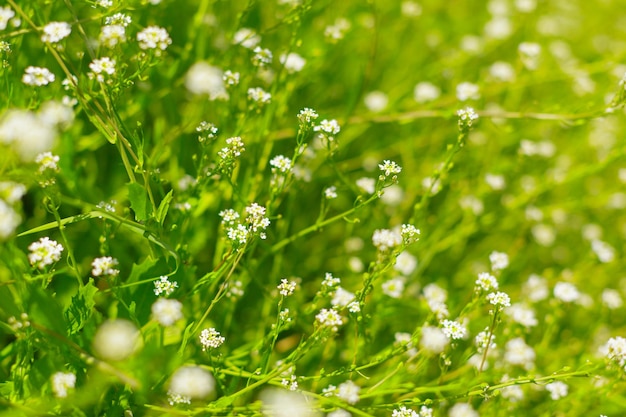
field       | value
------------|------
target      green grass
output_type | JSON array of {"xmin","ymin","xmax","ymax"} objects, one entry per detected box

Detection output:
[{"xmin": 1, "ymin": 0, "xmax": 626, "ymax": 416}]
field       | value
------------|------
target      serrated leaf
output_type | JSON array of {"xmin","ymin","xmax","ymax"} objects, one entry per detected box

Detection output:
[
  {"xmin": 155, "ymin": 190, "xmax": 174, "ymax": 226},
  {"xmin": 64, "ymin": 279, "xmax": 99, "ymax": 335},
  {"xmin": 128, "ymin": 182, "xmax": 151, "ymax": 221}
]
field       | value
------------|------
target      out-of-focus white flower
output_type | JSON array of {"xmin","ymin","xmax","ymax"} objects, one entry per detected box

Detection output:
[
  {"xmin": 185, "ymin": 62, "xmax": 228, "ymax": 100},
  {"xmin": 92, "ymin": 319, "xmax": 141, "ymax": 361}
]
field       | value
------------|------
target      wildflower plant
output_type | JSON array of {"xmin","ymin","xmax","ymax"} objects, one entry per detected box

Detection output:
[{"xmin": 1, "ymin": 0, "xmax": 626, "ymax": 416}]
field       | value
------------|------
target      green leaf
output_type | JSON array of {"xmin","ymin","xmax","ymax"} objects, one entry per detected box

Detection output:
[
  {"xmin": 127, "ymin": 182, "xmax": 151, "ymax": 221},
  {"xmin": 64, "ymin": 279, "xmax": 99, "ymax": 335},
  {"xmin": 28, "ymin": 285, "xmax": 66, "ymax": 336},
  {"xmin": 155, "ymin": 190, "xmax": 174, "ymax": 226}
]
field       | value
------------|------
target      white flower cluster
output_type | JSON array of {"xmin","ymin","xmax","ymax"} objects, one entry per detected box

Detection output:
[
  {"xmin": 22, "ymin": 66, "xmax": 55, "ymax": 86},
  {"xmin": 252, "ymin": 46, "xmax": 273, "ymax": 67},
  {"xmin": 441, "ymin": 319, "xmax": 467, "ymax": 340},
  {"xmin": 378, "ymin": 160, "xmax": 402, "ymax": 178},
  {"xmin": 88, "ymin": 57, "xmax": 116, "ymax": 82},
  {"xmin": 137, "ymin": 25, "xmax": 172, "ymax": 52},
  {"xmin": 153, "ymin": 275, "xmax": 178, "ymax": 296},
  {"xmin": 486, "ymin": 291, "xmax": 511, "ymax": 309},
  {"xmin": 41, "ymin": 22, "xmax": 71, "ymax": 43},
  {"xmin": 277, "ymin": 278, "xmax": 297, "ymax": 296},
  {"xmin": 475, "ymin": 272, "xmax": 498, "ymax": 292},
  {"xmin": 457, "ymin": 107, "xmax": 479, "ymax": 130},
  {"xmin": 297, "ymin": 108, "xmax": 319, "ymax": 125},
  {"xmin": 51, "ymin": 372, "xmax": 76, "ymax": 398},
  {"xmin": 248, "ymin": 87, "xmax": 272, "ymax": 104},
  {"xmin": 314, "ymin": 119, "xmax": 341, "ymax": 137},
  {"xmin": 36, "ymin": 152, "xmax": 60, "ymax": 173},
  {"xmin": 270, "ymin": 155, "xmax": 292, "ymax": 174},
  {"xmin": 199, "ymin": 328, "xmax": 225, "ymax": 350},
  {"xmin": 28, "ymin": 237, "xmax": 64, "ymax": 269},
  {"xmin": 372, "ymin": 228, "xmax": 402, "ymax": 252},
  {"xmin": 91, "ymin": 256, "xmax": 120, "ymax": 277},
  {"xmin": 605, "ymin": 336, "xmax": 626, "ymax": 369},
  {"xmin": 196, "ymin": 121, "xmax": 218, "ymax": 142},
  {"xmin": 489, "ymin": 251, "xmax": 509, "ymax": 271},
  {"xmin": 220, "ymin": 203, "xmax": 271, "ymax": 246},
  {"xmin": 218, "ymin": 136, "xmax": 245, "ymax": 161},
  {"xmin": 168, "ymin": 366, "xmax": 215, "ymax": 403},
  {"xmin": 315, "ymin": 308, "xmax": 343, "ymax": 332}
]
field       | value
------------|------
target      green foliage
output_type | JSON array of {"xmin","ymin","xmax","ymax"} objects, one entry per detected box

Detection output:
[{"xmin": 1, "ymin": 0, "xmax": 626, "ymax": 416}]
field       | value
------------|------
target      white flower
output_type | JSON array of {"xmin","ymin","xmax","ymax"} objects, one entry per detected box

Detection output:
[
  {"xmin": 28, "ymin": 237, "xmax": 63, "ymax": 269},
  {"xmin": 259, "ymin": 388, "xmax": 320, "ymax": 417},
  {"xmin": 372, "ymin": 228, "xmax": 402, "ymax": 251},
  {"xmin": 22, "ymin": 66, "xmax": 55, "ymax": 86},
  {"xmin": 448, "ymin": 402, "xmax": 478, "ymax": 417},
  {"xmin": 419, "ymin": 325, "xmax": 449, "ymax": 354},
  {"xmin": 280, "ymin": 52, "xmax": 306, "ymax": 73},
  {"xmin": 456, "ymin": 107, "xmax": 479, "ymax": 129},
  {"xmin": 486, "ymin": 291, "xmax": 511, "ymax": 308},
  {"xmin": 602, "ymin": 289, "xmax": 623, "ymax": 309},
  {"xmin": 314, "ymin": 119, "xmax": 341, "ymax": 136},
  {"xmin": 151, "ymin": 298, "xmax": 183, "ymax": 326},
  {"xmin": 489, "ymin": 251, "xmax": 509, "ymax": 270},
  {"xmin": 394, "ymin": 251, "xmax": 417, "ymax": 276},
  {"xmin": 153, "ymin": 276, "xmax": 178, "ymax": 296},
  {"xmin": 331, "ymin": 287, "xmax": 355, "ymax": 308},
  {"xmin": 337, "ymin": 380, "xmax": 360, "ymax": 404},
  {"xmin": 99, "ymin": 24, "xmax": 126, "ymax": 48},
  {"xmin": 364, "ymin": 91, "xmax": 388, "ymax": 112},
  {"xmin": 137, "ymin": 26, "xmax": 172, "ymax": 51},
  {"xmin": 553, "ymin": 282, "xmax": 580, "ymax": 303},
  {"xmin": 93, "ymin": 319, "xmax": 140, "ymax": 361},
  {"xmin": 297, "ymin": 108, "xmax": 319, "ymax": 124},
  {"xmin": 423, "ymin": 283, "xmax": 447, "ymax": 304},
  {"xmin": 392, "ymin": 406, "xmax": 419, "ymax": 417},
  {"xmin": 605, "ymin": 336, "xmax": 626, "ymax": 368},
  {"xmin": 41, "ymin": 22, "xmax": 71, "ymax": 43},
  {"xmin": 277, "ymin": 279, "xmax": 297, "ymax": 296},
  {"xmin": 378, "ymin": 160, "xmax": 402, "ymax": 177},
  {"xmin": 270, "ymin": 155, "xmax": 292, "ymax": 174},
  {"xmin": 504, "ymin": 337, "xmax": 535, "ymax": 370},
  {"xmin": 35, "ymin": 152, "xmax": 60, "ymax": 172},
  {"xmin": 185, "ymin": 62, "xmax": 227, "ymax": 99},
  {"xmin": 545, "ymin": 381, "xmax": 568, "ymax": 400},
  {"xmin": 199, "ymin": 328, "xmax": 225, "ymax": 350},
  {"xmin": 356, "ymin": 177, "xmax": 375, "ymax": 194},
  {"xmin": 105, "ymin": 13, "xmax": 131, "ymax": 26},
  {"xmin": 489, "ymin": 61, "xmax": 515, "ymax": 82},
  {"xmin": 382, "ymin": 277, "xmax": 405, "ymax": 298},
  {"xmin": 233, "ymin": 28, "xmax": 260, "ymax": 49},
  {"xmin": 89, "ymin": 57, "xmax": 116, "ymax": 76},
  {"xmin": 441, "ymin": 319, "xmax": 467, "ymax": 340},
  {"xmin": 475, "ymin": 272, "xmax": 498, "ymax": 291},
  {"xmin": 505, "ymin": 303, "xmax": 538, "ymax": 327},
  {"xmin": 324, "ymin": 186, "xmax": 338, "ymax": 199},
  {"xmin": 591, "ymin": 240, "xmax": 615, "ymax": 263},
  {"xmin": 248, "ymin": 87, "xmax": 272, "ymax": 103},
  {"xmin": 414, "ymin": 82, "xmax": 441, "ymax": 103},
  {"xmin": 169, "ymin": 366, "xmax": 215, "ymax": 401},
  {"xmin": 91, "ymin": 256, "xmax": 119, "ymax": 277},
  {"xmin": 0, "ymin": 200, "xmax": 21, "ymax": 240},
  {"xmin": 51, "ymin": 372, "xmax": 76, "ymax": 398},
  {"xmin": 518, "ymin": 42, "xmax": 541, "ymax": 70},
  {"xmin": 315, "ymin": 308, "xmax": 343, "ymax": 331},
  {"xmin": 252, "ymin": 46, "xmax": 273, "ymax": 67},
  {"xmin": 0, "ymin": 6, "xmax": 15, "ymax": 31},
  {"xmin": 456, "ymin": 82, "xmax": 480, "ymax": 101},
  {"xmin": 523, "ymin": 274, "xmax": 549, "ymax": 302}
]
